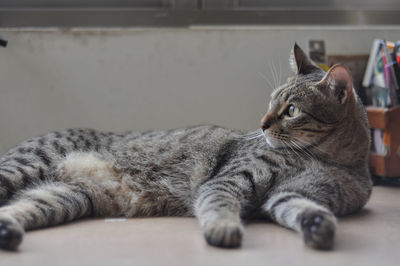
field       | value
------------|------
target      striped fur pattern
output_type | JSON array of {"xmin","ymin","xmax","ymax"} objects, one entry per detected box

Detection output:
[{"xmin": 0, "ymin": 44, "xmax": 372, "ymax": 251}]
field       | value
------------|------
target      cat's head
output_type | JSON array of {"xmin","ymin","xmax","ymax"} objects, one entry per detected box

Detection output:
[{"xmin": 260, "ymin": 44, "xmax": 370, "ymax": 167}]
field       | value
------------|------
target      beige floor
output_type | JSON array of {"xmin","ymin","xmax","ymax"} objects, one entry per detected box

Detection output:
[{"xmin": 1, "ymin": 186, "xmax": 400, "ymax": 266}]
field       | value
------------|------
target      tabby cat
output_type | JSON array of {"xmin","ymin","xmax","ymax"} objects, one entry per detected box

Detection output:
[{"xmin": 0, "ymin": 44, "xmax": 371, "ymax": 251}]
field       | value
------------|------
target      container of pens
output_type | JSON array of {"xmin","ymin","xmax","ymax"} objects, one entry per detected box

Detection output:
[
  {"xmin": 363, "ymin": 39, "xmax": 400, "ymax": 178},
  {"xmin": 367, "ymin": 106, "xmax": 400, "ymax": 178}
]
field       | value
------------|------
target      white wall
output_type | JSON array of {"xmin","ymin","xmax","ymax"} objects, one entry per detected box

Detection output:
[{"xmin": 0, "ymin": 26, "xmax": 399, "ymax": 154}]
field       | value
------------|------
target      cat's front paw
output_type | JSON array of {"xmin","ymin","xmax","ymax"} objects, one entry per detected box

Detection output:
[
  {"xmin": 0, "ymin": 220, "xmax": 24, "ymax": 251},
  {"xmin": 299, "ymin": 210, "xmax": 336, "ymax": 250},
  {"xmin": 204, "ymin": 219, "xmax": 243, "ymax": 248}
]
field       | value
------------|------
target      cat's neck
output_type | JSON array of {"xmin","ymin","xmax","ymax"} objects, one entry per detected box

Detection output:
[{"xmin": 310, "ymin": 111, "xmax": 370, "ymax": 171}]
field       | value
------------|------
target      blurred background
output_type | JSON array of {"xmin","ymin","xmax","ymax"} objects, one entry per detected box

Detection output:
[{"xmin": 0, "ymin": 0, "xmax": 399, "ymax": 154}]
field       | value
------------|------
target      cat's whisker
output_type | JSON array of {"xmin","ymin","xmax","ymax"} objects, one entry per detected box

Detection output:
[
  {"xmin": 244, "ymin": 131, "xmax": 260, "ymax": 137},
  {"xmin": 268, "ymin": 62, "xmax": 275, "ymax": 88},
  {"xmin": 243, "ymin": 129, "xmax": 263, "ymax": 136},
  {"xmin": 241, "ymin": 129, "xmax": 265, "ymax": 141},
  {"xmin": 269, "ymin": 61, "xmax": 279, "ymax": 89},
  {"xmin": 262, "ymin": 133, "xmax": 301, "ymax": 160},
  {"xmin": 293, "ymin": 64, "xmax": 300, "ymax": 88},
  {"xmin": 257, "ymin": 72, "xmax": 275, "ymax": 92},
  {"xmin": 273, "ymin": 62, "xmax": 280, "ymax": 88},
  {"xmin": 268, "ymin": 130, "xmax": 318, "ymax": 162},
  {"xmin": 286, "ymin": 139, "xmax": 306, "ymax": 161},
  {"xmin": 278, "ymin": 54, "xmax": 283, "ymax": 85},
  {"xmin": 284, "ymin": 141, "xmax": 302, "ymax": 161},
  {"xmin": 291, "ymin": 140, "xmax": 316, "ymax": 162},
  {"xmin": 266, "ymin": 132, "xmax": 328, "ymax": 160},
  {"xmin": 287, "ymin": 141, "xmax": 304, "ymax": 162},
  {"xmin": 245, "ymin": 134, "xmax": 263, "ymax": 140},
  {"xmin": 292, "ymin": 137, "xmax": 330, "ymax": 157}
]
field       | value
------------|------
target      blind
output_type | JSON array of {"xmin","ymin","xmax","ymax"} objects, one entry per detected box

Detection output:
[
  {"xmin": 0, "ymin": 1, "xmax": 169, "ymax": 9},
  {"xmin": 237, "ymin": 0, "xmax": 400, "ymax": 10},
  {"xmin": 1, "ymin": 0, "xmax": 399, "ymax": 10},
  {"xmin": 0, "ymin": 0, "xmax": 398, "ymax": 27}
]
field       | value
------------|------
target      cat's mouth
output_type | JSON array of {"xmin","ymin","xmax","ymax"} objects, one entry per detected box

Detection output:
[{"xmin": 262, "ymin": 130, "xmax": 286, "ymax": 149}]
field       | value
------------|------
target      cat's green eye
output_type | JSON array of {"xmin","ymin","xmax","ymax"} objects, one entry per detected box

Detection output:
[{"xmin": 287, "ymin": 105, "xmax": 299, "ymax": 117}]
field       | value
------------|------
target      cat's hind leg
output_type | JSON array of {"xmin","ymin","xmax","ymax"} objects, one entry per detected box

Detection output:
[
  {"xmin": 0, "ymin": 182, "xmax": 93, "ymax": 250},
  {"xmin": 0, "ymin": 156, "xmax": 49, "ymax": 205}
]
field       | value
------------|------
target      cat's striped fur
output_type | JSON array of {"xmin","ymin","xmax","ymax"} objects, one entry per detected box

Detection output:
[{"xmin": 0, "ymin": 44, "xmax": 372, "ymax": 251}]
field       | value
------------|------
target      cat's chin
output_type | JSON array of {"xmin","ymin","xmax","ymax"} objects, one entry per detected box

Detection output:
[{"xmin": 263, "ymin": 134, "xmax": 283, "ymax": 149}]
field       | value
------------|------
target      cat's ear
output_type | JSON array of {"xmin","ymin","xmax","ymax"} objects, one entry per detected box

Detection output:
[
  {"xmin": 318, "ymin": 64, "xmax": 353, "ymax": 104},
  {"xmin": 289, "ymin": 43, "xmax": 320, "ymax": 75}
]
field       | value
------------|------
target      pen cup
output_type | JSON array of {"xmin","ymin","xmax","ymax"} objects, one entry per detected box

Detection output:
[{"xmin": 367, "ymin": 105, "xmax": 400, "ymax": 178}]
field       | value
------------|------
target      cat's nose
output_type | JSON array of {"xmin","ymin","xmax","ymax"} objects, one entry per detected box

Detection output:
[
  {"xmin": 261, "ymin": 112, "xmax": 274, "ymax": 131},
  {"xmin": 261, "ymin": 121, "xmax": 271, "ymax": 131}
]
